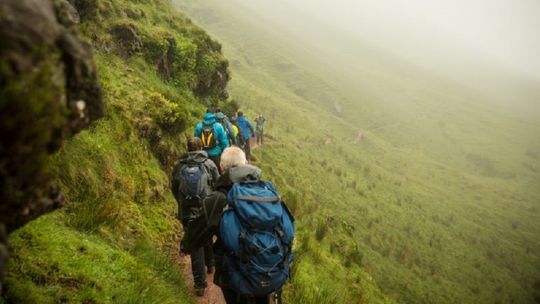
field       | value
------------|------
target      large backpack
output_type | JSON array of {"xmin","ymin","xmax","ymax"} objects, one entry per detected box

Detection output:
[
  {"xmin": 219, "ymin": 180, "xmax": 294, "ymax": 296},
  {"xmin": 200, "ymin": 124, "xmax": 217, "ymax": 149}
]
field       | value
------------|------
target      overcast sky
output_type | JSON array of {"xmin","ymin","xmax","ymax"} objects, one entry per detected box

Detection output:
[{"xmin": 238, "ymin": 0, "xmax": 540, "ymax": 80}]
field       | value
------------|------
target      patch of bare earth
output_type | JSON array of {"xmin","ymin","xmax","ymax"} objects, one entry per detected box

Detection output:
[
  {"xmin": 180, "ymin": 253, "xmax": 226, "ymax": 304},
  {"xmin": 353, "ymin": 130, "xmax": 364, "ymax": 144}
]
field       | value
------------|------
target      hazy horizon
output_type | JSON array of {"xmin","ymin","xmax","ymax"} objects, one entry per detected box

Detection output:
[{"xmin": 235, "ymin": 0, "xmax": 540, "ymax": 82}]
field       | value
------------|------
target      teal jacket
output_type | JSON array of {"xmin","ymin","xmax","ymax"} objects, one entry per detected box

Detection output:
[{"xmin": 194, "ymin": 113, "xmax": 230, "ymax": 157}]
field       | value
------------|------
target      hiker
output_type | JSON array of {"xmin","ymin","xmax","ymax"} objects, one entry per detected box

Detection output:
[
  {"xmin": 254, "ymin": 113, "xmax": 266, "ymax": 145},
  {"xmin": 236, "ymin": 111, "xmax": 256, "ymax": 161},
  {"xmin": 172, "ymin": 138, "xmax": 220, "ymax": 296},
  {"xmin": 215, "ymin": 108, "xmax": 238, "ymax": 146},
  {"xmin": 180, "ymin": 147, "xmax": 295, "ymax": 304},
  {"xmin": 194, "ymin": 112, "xmax": 230, "ymax": 169},
  {"xmin": 230, "ymin": 116, "xmax": 245, "ymax": 148}
]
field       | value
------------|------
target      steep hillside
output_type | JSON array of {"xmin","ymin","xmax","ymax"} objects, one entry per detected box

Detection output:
[
  {"xmin": 2, "ymin": 1, "xmax": 391, "ymax": 303},
  {"xmin": 2, "ymin": 0, "xmax": 228, "ymax": 302},
  {"xmin": 174, "ymin": 1, "xmax": 540, "ymax": 303},
  {"xmin": 3, "ymin": 0, "xmax": 539, "ymax": 303}
]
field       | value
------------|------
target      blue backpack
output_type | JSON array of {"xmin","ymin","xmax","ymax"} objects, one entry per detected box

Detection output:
[
  {"xmin": 177, "ymin": 162, "xmax": 208, "ymax": 201},
  {"xmin": 219, "ymin": 180, "xmax": 295, "ymax": 296}
]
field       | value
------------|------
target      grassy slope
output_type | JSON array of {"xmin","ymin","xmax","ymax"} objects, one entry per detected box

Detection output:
[
  {"xmin": 2, "ymin": 0, "xmax": 228, "ymax": 303},
  {"xmin": 174, "ymin": 1, "xmax": 540, "ymax": 303}
]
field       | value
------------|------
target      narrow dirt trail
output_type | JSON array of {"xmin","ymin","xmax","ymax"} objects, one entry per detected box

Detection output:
[
  {"xmin": 250, "ymin": 135, "xmax": 274, "ymax": 151},
  {"xmin": 249, "ymin": 137, "xmax": 259, "ymax": 150},
  {"xmin": 181, "ymin": 253, "xmax": 226, "ymax": 304}
]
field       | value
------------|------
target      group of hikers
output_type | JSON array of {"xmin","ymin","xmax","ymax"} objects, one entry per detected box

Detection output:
[
  {"xmin": 172, "ymin": 109, "xmax": 293, "ymax": 304},
  {"xmin": 193, "ymin": 109, "xmax": 266, "ymax": 166}
]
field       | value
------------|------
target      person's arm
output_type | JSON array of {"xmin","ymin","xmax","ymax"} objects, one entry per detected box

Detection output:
[
  {"xmin": 180, "ymin": 191, "xmax": 226, "ymax": 254},
  {"xmin": 194, "ymin": 122, "xmax": 201, "ymax": 137}
]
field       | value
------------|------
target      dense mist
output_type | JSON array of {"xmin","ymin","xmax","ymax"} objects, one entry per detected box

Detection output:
[
  {"xmin": 233, "ymin": 0, "xmax": 540, "ymax": 112},
  {"xmin": 292, "ymin": 0, "xmax": 540, "ymax": 77}
]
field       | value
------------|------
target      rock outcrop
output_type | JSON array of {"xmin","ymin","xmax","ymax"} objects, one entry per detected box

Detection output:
[
  {"xmin": 110, "ymin": 23, "xmax": 143, "ymax": 56},
  {"xmin": 0, "ymin": 0, "xmax": 103, "ymax": 291}
]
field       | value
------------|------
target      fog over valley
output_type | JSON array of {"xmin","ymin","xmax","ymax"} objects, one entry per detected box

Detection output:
[{"xmin": 233, "ymin": 0, "xmax": 540, "ymax": 115}]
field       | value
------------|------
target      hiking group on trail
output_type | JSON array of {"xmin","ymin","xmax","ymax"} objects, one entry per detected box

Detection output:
[{"xmin": 172, "ymin": 109, "xmax": 294, "ymax": 304}]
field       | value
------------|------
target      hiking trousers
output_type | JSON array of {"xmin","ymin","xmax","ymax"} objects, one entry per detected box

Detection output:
[
  {"xmin": 256, "ymin": 129, "xmax": 264, "ymax": 145},
  {"xmin": 190, "ymin": 244, "xmax": 214, "ymax": 289}
]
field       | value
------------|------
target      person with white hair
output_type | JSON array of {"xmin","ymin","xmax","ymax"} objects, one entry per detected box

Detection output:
[
  {"xmin": 180, "ymin": 146, "xmax": 294, "ymax": 303},
  {"xmin": 219, "ymin": 146, "xmax": 247, "ymax": 171}
]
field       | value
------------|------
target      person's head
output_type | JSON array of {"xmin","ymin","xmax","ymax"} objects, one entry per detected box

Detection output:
[
  {"xmin": 187, "ymin": 137, "xmax": 203, "ymax": 152},
  {"xmin": 220, "ymin": 147, "xmax": 247, "ymax": 171},
  {"xmin": 237, "ymin": 111, "xmax": 244, "ymax": 117},
  {"xmin": 206, "ymin": 108, "xmax": 212, "ymax": 113},
  {"xmin": 216, "ymin": 108, "xmax": 222, "ymax": 113}
]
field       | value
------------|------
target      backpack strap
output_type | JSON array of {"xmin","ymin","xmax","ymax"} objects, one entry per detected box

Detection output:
[
  {"xmin": 233, "ymin": 195, "xmax": 280, "ymax": 203},
  {"xmin": 238, "ymin": 231, "xmax": 248, "ymax": 264},
  {"xmin": 200, "ymin": 122, "xmax": 217, "ymax": 148},
  {"xmin": 275, "ymin": 226, "xmax": 292, "ymax": 269}
]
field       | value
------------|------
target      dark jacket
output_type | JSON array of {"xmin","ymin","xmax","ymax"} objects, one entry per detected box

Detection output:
[{"xmin": 171, "ymin": 150, "xmax": 220, "ymax": 223}]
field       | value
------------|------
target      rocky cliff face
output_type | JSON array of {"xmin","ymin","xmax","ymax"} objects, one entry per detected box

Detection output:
[{"xmin": 0, "ymin": 0, "xmax": 103, "ymax": 290}]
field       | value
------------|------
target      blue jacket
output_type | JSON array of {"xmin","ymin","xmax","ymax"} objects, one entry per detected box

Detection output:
[
  {"xmin": 237, "ymin": 115, "xmax": 255, "ymax": 140},
  {"xmin": 194, "ymin": 113, "xmax": 230, "ymax": 157}
]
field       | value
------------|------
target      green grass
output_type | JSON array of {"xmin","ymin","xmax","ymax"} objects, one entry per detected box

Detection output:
[
  {"xmin": 5, "ymin": 213, "xmax": 193, "ymax": 304},
  {"xmin": 173, "ymin": 1, "xmax": 540, "ymax": 303},
  {"xmin": 4, "ymin": 0, "xmax": 539, "ymax": 303},
  {"xmin": 3, "ymin": 0, "xmax": 231, "ymax": 302}
]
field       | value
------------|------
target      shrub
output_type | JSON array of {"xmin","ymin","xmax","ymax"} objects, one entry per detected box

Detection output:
[{"xmin": 146, "ymin": 92, "xmax": 188, "ymax": 133}]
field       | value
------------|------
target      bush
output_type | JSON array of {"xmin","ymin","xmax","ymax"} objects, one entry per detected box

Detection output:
[{"xmin": 146, "ymin": 92, "xmax": 188, "ymax": 133}]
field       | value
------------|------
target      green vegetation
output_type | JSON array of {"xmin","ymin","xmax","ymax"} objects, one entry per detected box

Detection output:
[
  {"xmin": 175, "ymin": 1, "xmax": 540, "ymax": 303},
  {"xmin": 3, "ymin": 0, "xmax": 539, "ymax": 303},
  {"xmin": 3, "ymin": 0, "xmax": 230, "ymax": 302}
]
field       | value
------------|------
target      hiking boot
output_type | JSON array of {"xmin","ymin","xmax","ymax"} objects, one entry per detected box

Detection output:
[
  {"xmin": 195, "ymin": 288, "xmax": 205, "ymax": 297},
  {"xmin": 206, "ymin": 265, "xmax": 214, "ymax": 274}
]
